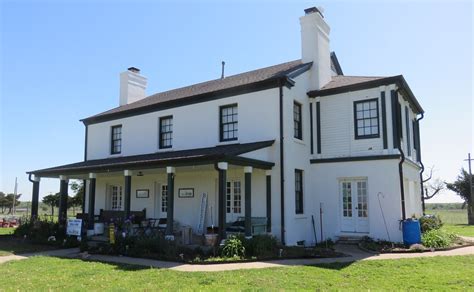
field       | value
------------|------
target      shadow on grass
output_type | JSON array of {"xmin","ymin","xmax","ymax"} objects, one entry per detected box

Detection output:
[{"xmin": 0, "ymin": 235, "xmax": 61, "ymax": 256}]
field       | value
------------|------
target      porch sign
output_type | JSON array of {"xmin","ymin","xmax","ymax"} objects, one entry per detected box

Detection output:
[
  {"xmin": 66, "ymin": 219, "xmax": 82, "ymax": 236},
  {"xmin": 178, "ymin": 188, "xmax": 194, "ymax": 198}
]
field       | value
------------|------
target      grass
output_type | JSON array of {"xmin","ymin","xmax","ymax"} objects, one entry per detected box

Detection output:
[
  {"xmin": 0, "ymin": 256, "xmax": 473, "ymax": 290},
  {"xmin": 426, "ymin": 209, "xmax": 474, "ymax": 237},
  {"xmin": 0, "ymin": 237, "xmax": 59, "ymax": 257},
  {"xmin": 0, "ymin": 228, "xmax": 15, "ymax": 235}
]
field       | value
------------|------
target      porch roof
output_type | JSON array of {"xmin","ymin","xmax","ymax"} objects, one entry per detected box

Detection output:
[{"xmin": 28, "ymin": 140, "xmax": 275, "ymax": 177}]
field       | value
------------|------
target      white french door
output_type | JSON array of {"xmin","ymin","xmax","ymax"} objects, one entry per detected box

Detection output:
[
  {"xmin": 109, "ymin": 185, "xmax": 123, "ymax": 211},
  {"xmin": 340, "ymin": 179, "xmax": 369, "ymax": 233},
  {"xmin": 226, "ymin": 180, "xmax": 242, "ymax": 222}
]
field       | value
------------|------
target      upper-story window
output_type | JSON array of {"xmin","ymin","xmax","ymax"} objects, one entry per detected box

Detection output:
[
  {"xmin": 220, "ymin": 104, "xmax": 238, "ymax": 142},
  {"xmin": 354, "ymin": 98, "xmax": 379, "ymax": 139},
  {"xmin": 110, "ymin": 125, "xmax": 122, "ymax": 154},
  {"xmin": 159, "ymin": 116, "xmax": 173, "ymax": 149},
  {"xmin": 294, "ymin": 102, "xmax": 302, "ymax": 140}
]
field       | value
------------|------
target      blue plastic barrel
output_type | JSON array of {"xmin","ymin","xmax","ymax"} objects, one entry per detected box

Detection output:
[{"xmin": 402, "ymin": 219, "xmax": 421, "ymax": 246}]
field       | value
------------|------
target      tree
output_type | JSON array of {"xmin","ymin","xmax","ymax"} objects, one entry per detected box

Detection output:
[
  {"xmin": 4, "ymin": 193, "xmax": 21, "ymax": 214},
  {"xmin": 70, "ymin": 181, "xmax": 84, "ymax": 214},
  {"xmin": 446, "ymin": 168, "xmax": 474, "ymax": 225},
  {"xmin": 0, "ymin": 192, "xmax": 7, "ymax": 213},
  {"xmin": 42, "ymin": 193, "xmax": 60, "ymax": 217},
  {"xmin": 423, "ymin": 166, "xmax": 445, "ymax": 201}
]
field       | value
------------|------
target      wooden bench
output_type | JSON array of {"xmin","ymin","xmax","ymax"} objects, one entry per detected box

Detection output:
[
  {"xmin": 98, "ymin": 209, "xmax": 147, "ymax": 224},
  {"xmin": 226, "ymin": 217, "xmax": 268, "ymax": 235}
]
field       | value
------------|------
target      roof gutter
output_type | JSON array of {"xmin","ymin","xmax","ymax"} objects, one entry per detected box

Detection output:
[
  {"xmin": 416, "ymin": 112, "xmax": 425, "ymax": 214},
  {"xmin": 278, "ymin": 79, "xmax": 285, "ymax": 245},
  {"xmin": 393, "ymin": 88, "xmax": 407, "ymax": 220}
]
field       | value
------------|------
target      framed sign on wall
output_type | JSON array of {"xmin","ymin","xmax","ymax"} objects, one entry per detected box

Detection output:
[
  {"xmin": 136, "ymin": 189, "xmax": 149, "ymax": 198},
  {"xmin": 178, "ymin": 188, "xmax": 194, "ymax": 198}
]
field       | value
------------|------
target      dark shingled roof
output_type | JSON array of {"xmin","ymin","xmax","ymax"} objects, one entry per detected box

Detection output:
[
  {"xmin": 308, "ymin": 75, "xmax": 424, "ymax": 114},
  {"xmin": 320, "ymin": 76, "xmax": 385, "ymax": 90},
  {"xmin": 28, "ymin": 140, "xmax": 275, "ymax": 176},
  {"xmin": 83, "ymin": 60, "xmax": 310, "ymax": 123}
]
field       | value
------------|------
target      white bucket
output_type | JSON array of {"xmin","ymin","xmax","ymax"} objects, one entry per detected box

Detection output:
[{"xmin": 94, "ymin": 223, "xmax": 105, "ymax": 235}]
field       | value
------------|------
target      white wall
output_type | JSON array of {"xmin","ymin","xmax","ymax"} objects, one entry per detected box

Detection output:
[
  {"xmin": 83, "ymin": 166, "xmax": 270, "ymax": 233},
  {"xmin": 87, "ymin": 88, "xmax": 280, "ymax": 160},
  {"xmin": 312, "ymin": 159, "xmax": 404, "ymax": 243}
]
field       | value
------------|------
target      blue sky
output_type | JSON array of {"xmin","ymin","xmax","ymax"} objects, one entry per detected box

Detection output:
[{"xmin": 0, "ymin": 0, "xmax": 472, "ymax": 203}]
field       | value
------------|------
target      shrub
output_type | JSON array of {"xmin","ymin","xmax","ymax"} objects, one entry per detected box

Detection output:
[
  {"xmin": 14, "ymin": 217, "xmax": 62, "ymax": 244},
  {"xmin": 242, "ymin": 234, "xmax": 279, "ymax": 258},
  {"xmin": 221, "ymin": 235, "xmax": 245, "ymax": 258},
  {"xmin": 421, "ymin": 229, "xmax": 457, "ymax": 248},
  {"xmin": 419, "ymin": 215, "xmax": 443, "ymax": 233},
  {"xmin": 127, "ymin": 234, "xmax": 178, "ymax": 260}
]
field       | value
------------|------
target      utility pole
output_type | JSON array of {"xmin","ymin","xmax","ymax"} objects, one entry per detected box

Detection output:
[
  {"xmin": 13, "ymin": 177, "xmax": 18, "ymax": 216},
  {"xmin": 465, "ymin": 153, "xmax": 474, "ymax": 202}
]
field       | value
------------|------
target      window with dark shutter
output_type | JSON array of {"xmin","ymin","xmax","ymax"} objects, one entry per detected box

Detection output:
[
  {"xmin": 111, "ymin": 125, "xmax": 122, "ymax": 154},
  {"xmin": 295, "ymin": 169, "xmax": 304, "ymax": 214},
  {"xmin": 354, "ymin": 99, "xmax": 379, "ymax": 139},
  {"xmin": 159, "ymin": 116, "xmax": 173, "ymax": 149},
  {"xmin": 294, "ymin": 102, "xmax": 302, "ymax": 140},
  {"xmin": 220, "ymin": 104, "xmax": 238, "ymax": 142}
]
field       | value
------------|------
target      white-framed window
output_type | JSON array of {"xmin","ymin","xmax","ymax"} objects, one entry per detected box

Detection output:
[
  {"xmin": 110, "ymin": 185, "xmax": 123, "ymax": 211},
  {"xmin": 161, "ymin": 185, "xmax": 168, "ymax": 212},
  {"xmin": 226, "ymin": 180, "xmax": 242, "ymax": 214},
  {"xmin": 356, "ymin": 181, "xmax": 368, "ymax": 218},
  {"xmin": 342, "ymin": 181, "xmax": 352, "ymax": 217}
]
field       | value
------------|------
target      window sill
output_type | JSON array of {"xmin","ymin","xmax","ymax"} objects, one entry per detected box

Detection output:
[
  {"xmin": 294, "ymin": 215, "xmax": 307, "ymax": 220},
  {"xmin": 293, "ymin": 138, "xmax": 305, "ymax": 145},
  {"xmin": 217, "ymin": 140, "xmax": 239, "ymax": 146},
  {"xmin": 109, "ymin": 153, "xmax": 123, "ymax": 158},
  {"xmin": 156, "ymin": 147, "xmax": 173, "ymax": 152}
]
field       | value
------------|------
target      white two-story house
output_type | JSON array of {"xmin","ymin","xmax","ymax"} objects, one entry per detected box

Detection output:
[{"xmin": 28, "ymin": 7, "xmax": 424, "ymax": 245}]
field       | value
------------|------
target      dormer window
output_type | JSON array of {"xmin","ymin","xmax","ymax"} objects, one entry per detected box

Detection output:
[
  {"xmin": 159, "ymin": 116, "xmax": 173, "ymax": 149},
  {"xmin": 110, "ymin": 125, "xmax": 122, "ymax": 154},
  {"xmin": 220, "ymin": 104, "xmax": 238, "ymax": 142},
  {"xmin": 354, "ymin": 99, "xmax": 379, "ymax": 139}
]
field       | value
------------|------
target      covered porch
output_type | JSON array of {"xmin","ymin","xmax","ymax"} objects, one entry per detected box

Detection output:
[{"xmin": 27, "ymin": 140, "xmax": 275, "ymax": 241}]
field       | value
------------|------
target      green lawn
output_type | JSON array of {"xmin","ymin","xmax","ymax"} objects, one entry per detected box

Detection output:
[
  {"xmin": 0, "ymin": 256, "xmax": 472, "ymax": 290},
  {"xmin": 0, "ymin": 228, "xmax": 15, "ymax": 235},
  {"xmin": 0, "ymin": 237, "xmax": 59, "ymax": 257},
  {"xmin": 426, "ymin": 209, "xmax": 474, "ymax": 237}
]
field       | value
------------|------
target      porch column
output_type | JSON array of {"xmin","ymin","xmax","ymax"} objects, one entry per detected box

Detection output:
[
  {"xmin": 124, "ymin": 170, "xmax": 132, "ymax": 220},
  {"xmin": 217, "ymin": 162, "xmax": 228, "ymax": 239},
  {"xmin": 29, "ymin": 175, "xmax": 40, "ymax": 220},
  {"xmin": 266, "ymin": 170, "xmax": 272, "ymax": 232},
  {"xmin": 165, "ymin": 167, "xmax": 175, "ymax": 236},
  {"xmin": 87, "ymin": 173, "xmax": 96, "ymax": 232},
  {"xmin": 244, "ymin": 167, "xmax": 252, "ymax": 237},
  {"xmin": 58, "ymin": 175, "xmax": 69, "ymax": 227}
]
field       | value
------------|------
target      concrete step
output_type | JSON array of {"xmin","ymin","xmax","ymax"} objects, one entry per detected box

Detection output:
[{"xmin": 336, "ymin": 235, "xmax": 365, "ymax": 245}]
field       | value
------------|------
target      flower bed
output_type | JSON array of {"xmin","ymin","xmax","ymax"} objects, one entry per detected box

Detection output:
[{"xmin": 84, "ymin": 233, "xmax": 344, "ymax": 264}]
